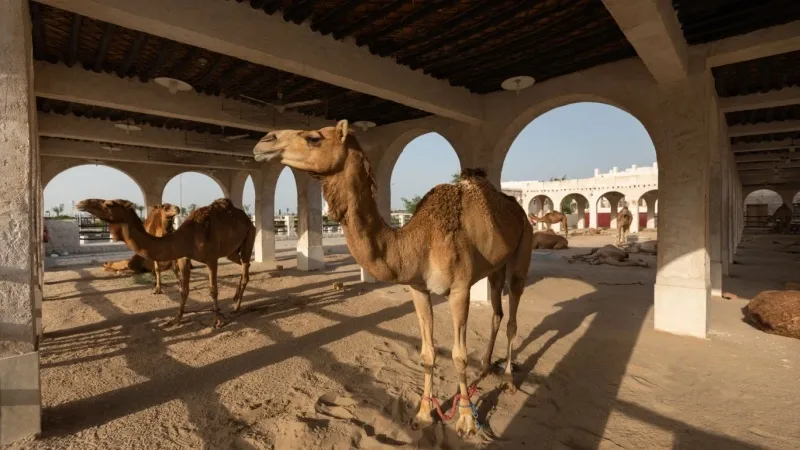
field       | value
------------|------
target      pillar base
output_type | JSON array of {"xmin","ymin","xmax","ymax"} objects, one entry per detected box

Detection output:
[
  {"xmin": 710, "ymin": 260, "xmax": 723, "ymax": 298},
  {"xmin": 360, "ymin": 267, "xmax": 376, "ymax": 283},
  {"xmin": 297, "ymin": 245, "xmax": 324, "ymax": 271},
  {"xmin": 0, "ymin": 352, "xmax": 41, "ymax": 446},
  {"xmin": 470, "ymin": 277, "xmax": 490, "ymax": 302},
  {"xmin": 654, "ymin": 283, "xmax": 709, "ymax": 339}
]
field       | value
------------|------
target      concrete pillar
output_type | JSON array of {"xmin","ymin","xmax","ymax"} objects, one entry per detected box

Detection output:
[
  {"xmin": 0, "ymin": 0, "xmax": 42, "ymax": 444},
  {"xmin": 284, "ymin": 215, "xmax": 295, "ymax": 237},
  {"xmin": 654, "ymin": 68, "xmax": 715, "ymax": 339},
  {"xmin": 630, "ymin": 199, "xmax": 640, "ymax": 234},
  {"xmin": 295, "ymin": 172, "xmax": 324, "ymax": 271},
  {"xmin": 254, "ymin": 171, "xmax": 276, "ymax": 265},
  {"xmin": 709, "ymin": 115, "xmax": 724, "ymax": 299},
  {"xmin": 645, "ymin": 197, "xmax": 657, "ymax": 228},
  {"xmin": 609, "ymin": 197, "xmax": 619, "ymax": 229},
  {"xmin": 577, "ymin": 201, "xmax": 586, "ymax": 229},
  {"xmin": 589, "ymin": 199, "xmax": 599, "ymax": 228}
]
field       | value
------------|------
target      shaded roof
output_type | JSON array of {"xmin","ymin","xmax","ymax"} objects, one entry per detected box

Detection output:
[
  {"xmin": 672, "ymin": 0, "xmax": 800, "ymax": 45},
  {"xmin": 232, "ymin": 0, "xmax": 637, "ymax": 94}
]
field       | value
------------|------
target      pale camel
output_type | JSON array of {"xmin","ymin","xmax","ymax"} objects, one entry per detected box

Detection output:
[
  {"xmin": 529, "ymin": 211, "xmax": 569, "ymax": 237},
  {"xmin": 532, "ymin": 231, "xmax": 568, "ymax": 249},
  {"xmin": 568, "ymin": 244, "xmax": 648, "ymax": 267},
  {"xmin": 623, "ymin": 239, "xmax": 658, "ymax": 255},
  {"xmin": 253, "ymin": 120, "xmax": 533, "ymax": 436},
  {"xmin": 104, "ymin": 203, "xmax": 182, "ymax": 294},
  {"xmin": 78, "ymin": 198, "xmax": 256, "ymax": 328},
  {"xmin": 617, "ymin": 205, "xmax": 633, "ymax": 244}
]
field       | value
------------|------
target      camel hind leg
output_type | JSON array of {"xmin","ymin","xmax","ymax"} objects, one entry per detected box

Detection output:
[
  {"xmin": 562, "ymin": 217, "xmax": 568, "ymax": 238},
  {"xmin": 151, "ymin": 263, "xmax": 163, "ymax": 295},
  {"xmin": 230, "ymin": 226, "xmax": 256, "ymax": 313},
  {"xmin": 480, "ymin": 267, "xmax": 506, "ymax": 377},
  {"xmin": 167, "ymin": 258, "xmax": 192, "ymax": 327},
  {"xmin": 409, "ymin": 286, "xmax": 435, "ymax": 429},
  {"xmin": 500, "ymin": 224, "xmax": 533, "ymax": 391}
]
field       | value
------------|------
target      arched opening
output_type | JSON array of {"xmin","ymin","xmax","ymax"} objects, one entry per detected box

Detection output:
[
  {"xmin": 44, "ymin": 164, "xmax": 145, "ymax": 250},
  {"xmin": 562, "ymin": 193, "xmax": 590, "ymax": 229},
  {"xmin": 639, "ymin": 189, "xmax": 659, "ymax": 230},
  {"xmin": 528, "ymin": 195, "xmax": 554, "ymax": 217},
  {"xmin": 242, "ymin": 175, "xmax": 255, "ymax": 219},
  {"xmin": 501, "ymin": 102, "xmax": 657, "ymax": 234},
  {"xmin": 744, "ymin": 189, "xmax": 782, "ymax": 228},
  {"xmin": 274, "ymin": 167, "xmax": 298, "ymax": 243},
  {"xmin": 162, "ymin": 172, "xmax": 226, "ymax": 218},
  {"xmin": 596, "ymin": 191, "xmax": 626, "ymax": 229},
  {"xmin": 389, "ymin": 132, "xmax": 460, "ymax": 228}
]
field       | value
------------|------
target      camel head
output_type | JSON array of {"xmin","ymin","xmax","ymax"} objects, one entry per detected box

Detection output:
[
  {"xmin": 528, "ymin": 213, "xmax": 538, "ymax": 224},
  {"xmin": 76, "ymin": 199, "xmax": 140, "ymax": 224},
  {"xmin": 149, "ymin": 203, "xmax": 181, "ymax": 220},
  {"xmin": 253, "ymin": 120, "xmax": 353, "ymax": 175}
]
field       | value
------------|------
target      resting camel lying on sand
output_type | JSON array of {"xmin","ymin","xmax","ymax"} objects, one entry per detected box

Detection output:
[
  {"xmin": 103, "ymin": 203, "xmax": 183, "ymax": 294},
  {"xmin": 79, "ymin": 198, "xmax": 255, "ymax": 329},
  {"xmin": 568, "ymin": 245, "xmax": 648, "ymax": 267},
  {"xmin": 529, "ymin": 211, "xmax": 569, "ymax": 237},
  {"xmin": 253, "ymin": 120, "xmax": 533, "ymax": 435},
  {"xmin": 532, "ymin": 230, "xmax": 568, "ymax": 249},
  {"xmin": 743, "ymin": 290, "xmax": 800, "ymax": 339},
  {"xmin": 623, "ymin": 239, "xmax": 657, "ymax": 255}
]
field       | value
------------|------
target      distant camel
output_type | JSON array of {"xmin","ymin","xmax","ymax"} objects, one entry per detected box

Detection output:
[
  {"xmin": 528, "ymin": 211, "xmax": 569, "ymax": 237},
  {"xmin": 771, "ymin": 204, "xmax": 792, "ymax": 233},
  {"xmin": 617, "ymin": 206, "xmax": 633, "ymax": 244},
  {"xmin": 532, "ymin": 231, "xmax": 568, "ymax": 249},
  {"xmin": 104, "ymin": 203, "xmax": 182, "ymax": 294},
  {"xmin": 79, "ymin": 198, "xmax": 256, "ymax": 328}
]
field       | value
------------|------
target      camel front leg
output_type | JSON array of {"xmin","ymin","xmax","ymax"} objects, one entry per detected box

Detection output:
[
  {"xmin": 448, "ymin": 286, "xmax": 477, "ymax": 436},
  {"xmin": 232, "ymin": 260, "xmax": 250, "ymax": 313},
  {"xmin": 409, "ymin": 286, "xmax": 435, "ymax": 430},
  {"xmin": 206, "ymin": 260, "xmax": 226, "ymax": 328},
  {"xmin": 152, "ymin": 263, "xmax": 163, "ymax": 295},
  {"xmin": 167, "ymin": 258, "xmax": 191, "ymax": 327}
]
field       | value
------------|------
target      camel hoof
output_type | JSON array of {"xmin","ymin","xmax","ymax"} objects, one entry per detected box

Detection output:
[
  {"xmin": 213, "ymin": 316, "xmax": 226, "ymax": 329},
  {"xmin": 455, "ymin": 412, "xmax": 478, "ymax": 437},
  {"xmin": 230, "ymin": 305, "xmax": 241, "ymax": 314},
  {"xmin": 151, "ymin": 288, "xmax": 162, "ymax": 295},
  {"xmin": 165, "ymin": 317, "xmax": 182, "ymax": 328},
  {"xmin": 411, "ymin": 410, "xmax": 434, "ymax": 431},
  {"xmin": 501, "ymin": 379, "xmax": 518, "ymax": 395}
]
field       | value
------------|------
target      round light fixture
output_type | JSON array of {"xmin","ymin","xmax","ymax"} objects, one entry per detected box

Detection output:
[
  {"xmin": 501, "ymin": 76, "xmax": 535, "ymax": 92},
  {"xmin": 114, "ymin": 123, "xmax": 142, "ymax": 132},
  {"xmin": 352, "ymin": 120, "xmax": 377, "ymax": 132},
  {"xmin": 154, "ymin": 77, "xmax": 193, "ymax": 95}
]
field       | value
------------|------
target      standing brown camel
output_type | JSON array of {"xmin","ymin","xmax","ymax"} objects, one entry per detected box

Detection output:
[
  {"xmin": 617, "ymin": 205, "xmax": 633, "ymax": 244},
  {"xmin": 253, "ymin": 120, "xmax": 533, "ymax": 435},
  {"xmin": 78, "ymin": 198, "xmax": 256, "ymax": 328},
  {"xmin": 104, "ymin": 203, "xmax": 182, "ymax": 294},
  {"xmin": 528, "ymin": 211, "xmax": 569, "ymax": 237}
]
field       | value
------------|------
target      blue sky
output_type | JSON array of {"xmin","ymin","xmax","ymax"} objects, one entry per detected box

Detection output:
[{"xmin": 44, "ymin": 102, "xmax": 656, "ymax": 214}]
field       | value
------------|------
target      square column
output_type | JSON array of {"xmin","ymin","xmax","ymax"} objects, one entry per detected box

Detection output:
[
  {"xmin": 609, "ymin": 198, "xmax": 619, "ymax": 229},
  {"xmin": 295, "ymin": 173, "xmax": 324, "ymax": 271},
  {"xmin": 589, "ymin": 202, "xmax": 598, "ymax": 228},
  {"xmin": 654, "ymin": 69, "xmax": 715, "ymax": 339},
  {"xmin": 0, "ymin": 0, "xmax": 42, "ymax": 444},
  {"xmin": 253, "ymin": 176, "xmax": 275, "ymax": 266},
  {"xmin": 646, "ymin": 198, "xmax": 657, "ymax": 228},
  {"xmin": 577, "ymin": 202, "xmax": 586, "ymax": 229},
  {"xmin": 630, "ymin": 201, "xmax": 640, "ymax": 234}
]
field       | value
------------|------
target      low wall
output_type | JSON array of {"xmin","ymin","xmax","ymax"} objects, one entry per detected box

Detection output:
[{"xmin": 44, "ymin": 219, "xmax": 79, "ymax": 255}]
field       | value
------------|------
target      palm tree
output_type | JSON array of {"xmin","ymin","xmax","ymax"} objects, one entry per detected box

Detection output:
[{"xmin": 51, "ymin": 205, "xmax": 64, "ymax": 217}]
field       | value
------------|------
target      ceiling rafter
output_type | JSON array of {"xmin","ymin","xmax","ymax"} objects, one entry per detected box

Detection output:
[{"xmin": 92, "ymin": 23, "xmax": 116, "ymax": 73}]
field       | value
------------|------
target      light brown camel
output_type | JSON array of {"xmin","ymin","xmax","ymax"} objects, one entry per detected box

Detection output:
[
  {"xmin": 568, "ymin": 244, "xmax": 648, "ymax": 267},
  {"xmin": 253, "ymin": 120, "xmax": 533, "ymax": 436},
  {"xmin": 77, "ymin": 198, "xmax": 256, "ymax": 328},
  {"xmin": 528, "ymin": 211, "xmax": 569, "ymax": 237},
  {"xmin": 771, "ymin": 204, "xmax": 792, "ymax": 233},
  {"xmin": 617, "ymin": 205, "xmax": 633, "ymax": 244},
  {"xmin": 532, "ymin": 231, "xmax": 568, "ymax": 249},
  {"xmin": 743, "ymin": 290, "xmax": 800, "ymax": 339},
  {"xmin": 103, "ymin": 203, "xmax": 182, "ymax": 294}
]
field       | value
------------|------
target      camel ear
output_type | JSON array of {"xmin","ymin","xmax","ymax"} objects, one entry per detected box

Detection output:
[{"xmin": 335, "ymin": 120, "xmax": 349, "ymax": 144}]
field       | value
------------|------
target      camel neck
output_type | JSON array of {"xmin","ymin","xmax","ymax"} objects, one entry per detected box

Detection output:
[
  {"xmin": 322, "ymin": 152, "xmax": 410, "ymax": 282},
  {"xmin": 120, "ymin": 216, "xmax": 190, "ymax": 261}
]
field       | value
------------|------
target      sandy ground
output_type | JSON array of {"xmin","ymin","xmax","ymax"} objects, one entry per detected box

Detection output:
[{"xmin": 9, "ymin": 231, "xmax": 800, "ymax": 449}]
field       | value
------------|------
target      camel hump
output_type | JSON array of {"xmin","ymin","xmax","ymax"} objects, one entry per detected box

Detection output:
[
  {"xmin": 210, "ymin": 198, "xmax": 235, "ymax": 209},
  {"xmin": 458, "ymin": 168, "xmax": 487, "ymax": 180}
]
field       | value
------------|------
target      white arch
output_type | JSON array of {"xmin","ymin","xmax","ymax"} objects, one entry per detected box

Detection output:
[
  {"xmin": 44, "ymin": 163, "xmax": 146, "ymax": 214},
  {"xmin": 162, "ymin": 171, "xmax": 228, "ymax": 208}
]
